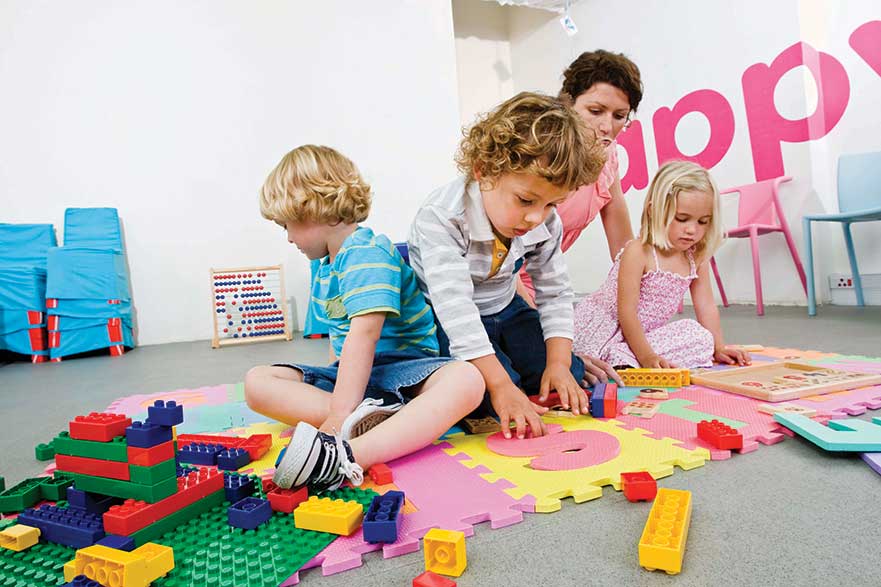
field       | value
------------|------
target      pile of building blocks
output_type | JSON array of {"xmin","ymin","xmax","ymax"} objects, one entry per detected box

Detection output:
[
  {"xmin": 589, "ymin": 382, "xmax": 619, "ymax": 418},
  {"xmin": 619, "ymin": 368, "xmax": 691, "ymax": 388},
  {"xmin": 696, "ymin": 420, "xmax": 744, "ymax": 450},
  {"xmin": 294, "ymin": 496, "xmax": 364, "ymax": 535},
  {"xmin": 63, "ymin": 542, "xmax": 174, "ymax": 587},
  {"xmin": 363, "ymin": 490, "xmax": 404, "ymax": 543},
  {"xmin": 423, "ymin": 528, "xmax": 467, "ymax": 577},
  {"xmin": 638, "ymin": 488, "xmax": 692, "ymax": 575},
  {"xmin": 620, "ymin": 472, "xmax": 658, "ymax": 502}
]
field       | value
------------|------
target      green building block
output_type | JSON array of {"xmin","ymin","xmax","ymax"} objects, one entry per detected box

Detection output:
[
  {"xmin": 0, "ymin": 540, "xmax": 73, "ymax": 586},
  {"xmin": 0, "ymin": 477, "xmax": 45, "ymax": 513},
  {"xmin": 0, "ymin": 475, "xmax": 4, "ymax": 492},
  {"xmin": 128, "ymin": 459, "xmax": 177, "ymax": 485},
  {"xmin": 53, "ymin": 430, "xmax": 128, "ymax": 462},
  {"xmin": 68, "ymin": 472, "xmax": 177, "ymax": 503},
  {"xmin": 34, "ymin": 440, "xmax": 56, "ymax": 461},
  {"xmin": 130, "ymin": 488, "xmax": 226, "ymax": 547},
  {"xmin": 39, "ymin": 475, "xmax": 74, "ymax": 502}
]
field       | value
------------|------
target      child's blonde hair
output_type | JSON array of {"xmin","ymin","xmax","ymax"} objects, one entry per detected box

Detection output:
[
  {"xmin": 640, "ymin": 160, "xmax": 723, "ymax": 259},
  {"xmin": 456, "ymin": 91, "xmax": 606, "ymax": 190},
  {"xmin": 259, "ymin": 145, "xmax": 371, "ymax": 225}
]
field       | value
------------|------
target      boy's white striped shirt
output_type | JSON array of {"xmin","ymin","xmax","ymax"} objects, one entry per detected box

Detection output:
[{"xmin": 408, "ymin": 176, "xmax": 575, "ymax": 361}]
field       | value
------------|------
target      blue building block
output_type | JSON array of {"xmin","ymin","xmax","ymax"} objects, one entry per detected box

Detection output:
[
  {"xmin": 125, "ymin": 419, "xmax": 173, "ymax": 448},
  {"xmin": 178, "ymin": 442, "xmax": 225, "ymax": 466},
  {"xmin": 96, "ymin": 534, "xmax": 135, "ymax": 551},
  {"xmin": 224, "ymin": 472, "xmax": 256, "ymax": 503},
  {"xmin": 590, "ymin": 383, "xmax": 606, "ymax": 418},
  {"xmin": 227, "ymin": 497, "xmax": 272, "ymax": 530},
  {"xmin": 147, "ymin": 400, "xmax": 184, "ymax": 427},
  {"xmin": 63, "ymin": 575, "xmax": 106, "ymax": 587},
  {"xmin": 217, "ymin": 447, "xmax": 251, "ymax": 471},
  {"xmin": 66, "ymin": 486, "xmax": 120, "ymax": 515},
  {"xmin": 363, "ymin": 490, "xmax": 404, "ymax": 544},
  {"xmin": 774, "ymin": 413, "xmax": 881, "ymax": 452},
  {"xmin": 17, "ymin": 504, "xmax": 105, "ymax": 548}
]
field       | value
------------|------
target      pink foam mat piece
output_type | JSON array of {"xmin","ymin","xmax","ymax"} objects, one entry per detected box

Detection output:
[
  {"xmin": 105, "ymin": 384, "xmax": 232, "ymax": 415},
  {"xmin": 486, "ymin": 424, "xmax": 621, "ymax": 470},
  {"xmin": 283, "ymin": 442, "xmax": 533, "ymax": 584}
]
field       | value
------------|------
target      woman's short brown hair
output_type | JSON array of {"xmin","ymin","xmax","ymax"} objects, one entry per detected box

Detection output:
[
  {"xmin": 560, "ymin": 50, "xmax": 643, "ymax": 113},
  {"xmin": 456, "ymin": 91, "xmax": 606, "ymax": 191}
]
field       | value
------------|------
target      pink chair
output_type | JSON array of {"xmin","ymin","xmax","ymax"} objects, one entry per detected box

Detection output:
[{"xmin": 710, "ymin": 176, "xmax": 807, "ymax": 316}]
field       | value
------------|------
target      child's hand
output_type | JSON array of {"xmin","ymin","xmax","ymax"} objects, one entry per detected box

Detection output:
[
  {"xmin": 319, "ymin": 413, "xmax": 349, "ymax": 435},
  {"xmin": 715, "ymin": 345, "xmax": 751, "ymax": 366},
  {"xmin": 490, "ymin": 384, "xmax": 548, "ymax": 440},
  {"xmin": 640, "ymin": 354, "xmax": 677, "ymax": 369},
  {"xmin": 579, "ymin": 354, "xmax": 624, "ymax": 386},
  {"xmin": 539, "ymin": 362, "xmax": 590, "ymax": 416}
]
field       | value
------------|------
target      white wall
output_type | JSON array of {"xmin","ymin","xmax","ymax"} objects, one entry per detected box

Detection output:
[
  {"xmin": 0, "ymin": 0, "xmax": 461, "ymax": 345},
  {"xmin": 460, "ymin": 0, "xmax": 881, "ymax": 304}
]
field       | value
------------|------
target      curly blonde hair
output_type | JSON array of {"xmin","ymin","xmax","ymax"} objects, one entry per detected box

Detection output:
[
  {"xmin": 259, "ymin": 145, "xmax": 371, "ymax": 225},
  {"xmin": 640, "ymin": 160, "xmax": 723, "ymax": 259},
  {"xmin": 456, "ymin": 92, "xmax": 606, "ymax": 190}
]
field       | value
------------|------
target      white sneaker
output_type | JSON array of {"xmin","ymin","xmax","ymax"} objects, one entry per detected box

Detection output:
[
  {"xmin": 272, "ymin": 422, "xmax": 363, "ymax": 493},
  {"xmin": 340, "ymin": 397, "xmax": 403, "ymax": 441}
]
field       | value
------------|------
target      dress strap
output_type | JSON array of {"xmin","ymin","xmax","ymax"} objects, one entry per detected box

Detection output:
[
  {"xmin": 613, "ymin": 238, "xmax": 637, "ymax": 263},
  {"xmin": 686, "ymin": 248, "xmax": 697, "ymax": 276},
  {"xmin": 650, "ymin": 246, "xmax": 661, "ymax": 271}
]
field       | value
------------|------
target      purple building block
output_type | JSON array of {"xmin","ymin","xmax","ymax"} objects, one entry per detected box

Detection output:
[
  {"xmin": 217, "ymin": 447, "xmax": 251, "ymax": 471},
  {"xmin": 228, "ymin": 497, "xmax": 272, "ymax": 530},
  {"xmin": 177, "ymin": 442, "xmax": 225, "ymax": 466},
  {"xmin": 125, "ymin": 419, "xmax": 173, "ymax": 448},
  {"xmin": 363, "ymin": 490, "xmax": 404, "ymax": 544},
  {"xmin": 147, "ymin": 400, "xmax": 184, "ymax": 427},
  {"xmin": 18, "ymin": 504, "xmax": 105, "ymax": 548},
  {"xmin": 224, "ymin": 472, "xmax": 256, "ymax": 503}
]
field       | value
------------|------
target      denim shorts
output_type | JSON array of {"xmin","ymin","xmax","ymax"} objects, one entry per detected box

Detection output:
[{"xmin": 277, "ymin": 350, "xmax": 453, "ymax": 404}]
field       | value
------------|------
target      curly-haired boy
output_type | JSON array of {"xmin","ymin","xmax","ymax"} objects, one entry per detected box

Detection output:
[{"xmin": 408, "ymin": 92, "xmax": 608, "ymax": 439}]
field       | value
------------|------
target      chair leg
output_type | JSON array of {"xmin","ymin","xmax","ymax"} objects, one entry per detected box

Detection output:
[
  {"xmin": 803, "ymin": 218, "xmax": 817, "ymax": 316},
  {"xmin": 749, "ymin": 227, "xmax": 764, "ymax": 316},
  {"xmin": 842, "ymin": 222, "xmax": 865, "ymax": 307},
  {"xmin": 781, "ymin": 218, "xmax": 808, "ymax": 295},
  {"xmin": 710, "ymin": 256, "xmax": 729, "ymax": 307}
]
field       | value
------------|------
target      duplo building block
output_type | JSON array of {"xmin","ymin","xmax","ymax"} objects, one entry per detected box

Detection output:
[
  {"xmin": 56, "ymin": 454, "xmax": 131, "ymax": 481},
  {"xmin": 262, "ymin": 480, "xmax": 308, "ymax": 513},
  {"xmin": 69, "ymin": 413, "xmax": 132, "ymax": 443},
  {"xmin": 224, "ymin": 473, "xmax": 257, "ymax": 504},
  {"xmin": 423, "ymin": 528, "xmax": 467, "ymax": 577},
  {"xmin": 0, "ymin": 523, "xmax": 41, "ymax": 551},
  {"xmin": 363, "ymin": 490, "xmax": 404, "ymax": 544},
  {"xmin": 103, "ymin": 467, "xmax": 223, "ymax": 536},
  {"xmin": 413, "ymin": 570, "xmax": 457, "ymax": 587},
  {"xmin": 62, "ymin": 575, "xmax": 106, "ymax": 587},
  {"xmin": 130, "ymin": 542, "xmax": 174, "ymax": 581},
  {"xmin": 227, "ymin": 497, "xmax": 273, "ymax": 530},
  {"xmin": 774, "ymin": 413, "xmax": 881, "ymax": 452},
  {"xmin": 696, "ymin": 420, "xmax": 744, "ymax": 450},
  {"xmin": 619, "ymin": 368, "xmax": 690, "ymax": 388},
  {"xmin": 63, "ymin": 542, "xmax": 166, "ymax": 587},
  {"xmin": 126, "ymin": 441, "xmax": 174, "ymax": 467},
  {"xmin": 67, "ymin": 487, "xmax": 120, "ymax": 515},
  {"xmin": 216, "ymin": 447, "xmax": 250, "ymax": 470},
  {"xmin": 18, "ymin": 505, "xmax": 105, "ymax": 548},
  {"xmin": 590, "ymin": 382, "xmax": 606, "ymax": 418},
  {"xmin": 97, "ymin": 534, "xmax": 135, "ymax": 551},
  {"xmin": 294, "ymin": 496, "xmax": 363, "ymax": 535},
  {"xmin": 35, "ymin": 440, "xmax": 56, "ymax": 461},
  {"xmin": 128, "ymin": 460, "xmax": 176, "ymax": 485},
  {"xmin": 368, "ymin": 463, "xmax": 394, "ymax": 485},
  {"xmin": 176, "ymin": 433, "xmax": 272, "ymax": 460},
  {"xmin": 638, "ymin": 487, "xmax": 692, "ymax": 575},
  {"xmin": 125, "ymin": 421, "xmax": 173, "ymax": 449},
  {"xmin": 177, "ymin": 442, "xmax": 225, "ymax": 466},
  {"xmin": 0, "ymin": 477, "xmax": 44, "ymax": 513},
  {"xmin": 41, "ymin": 474, "xmax": 75, "ymax": 501},
  {"xmin": 54, "ymin": 431, "xmax": 129, "ymax": 462},
  {"xmin": 128, "ymin": 488, "xmax": 225, "ymax": 547},
  {"xmin": 603, "ymin": 383, "xmax": 619, "ymax": 417},
  {"xmin": 68, "ymin": 473, "xmax": 177, "ymax": 503},
  {"xmin": 237, "ymin": 433, "xmax": 272, "ymax": 460},
  {"xmin": 146, "ymin": 400, "xmax": 183, "ymax": 427},
  {"xmin": 620, "ymin": 472, "xmax": 657, "ymax": 502}
]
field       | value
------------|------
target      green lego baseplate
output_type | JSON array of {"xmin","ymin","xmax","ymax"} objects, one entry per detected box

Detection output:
[{"xmin": 0, "ymin": 540, "xmax": 73, "ymax": 586}]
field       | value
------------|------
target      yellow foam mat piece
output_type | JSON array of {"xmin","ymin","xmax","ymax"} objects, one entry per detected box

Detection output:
[{"xmin": 442, "ymin": 415, "xmax": 709, "ymax": 513}]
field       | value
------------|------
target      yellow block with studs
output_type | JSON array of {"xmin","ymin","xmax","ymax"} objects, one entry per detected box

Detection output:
[
  {"xmin": 619, "ymin": 368, "xmax": 690, "ymax": 388},
  {"xmin": 64, "ymin": 542, "xmax": 174, "ymax": 587},
  {"xmin": 294, "ymin": 496, "xmax": 363, "ymax": 535},
  {"xmin": 423, "ymin": 528, "xmax": 467, "ymax": 577},
  {"xmin": 638, "ymin": 488, "xmax": 692, "ymax": 575},
  {"xmin": 0, "ymin": 524, "xmax": 40, "ymax": 552}
]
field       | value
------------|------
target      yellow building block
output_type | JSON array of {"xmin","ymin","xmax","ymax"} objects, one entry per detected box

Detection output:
[
  {"xmin": 620, "ymin": 368, "xmax": 690, "ymax": 388},
  {"xmin": 293, "ymin": 496, "xmax": 363, "ymax": 535},
  {"xmin": 63, "ymin": 543, "xmax": 172, "ymax": 587},
  {"xmin": 639, "ymin": 488, "xmax": 692, "ymax": 575},
  {"xmin": 423, "ymin": 528, "xmax": 467, "ymax": 577},
  {"xmin": 0, "ymin": 524, "xmax": 40, "ymax": 552}
]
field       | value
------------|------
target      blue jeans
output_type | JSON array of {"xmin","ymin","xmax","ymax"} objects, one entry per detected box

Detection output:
[
  {"xmin": 277, "ymin": 350, "xmax": 452, "ymax": 405},
  {"xmin": 435, "ymin": 295, "xmax": 585, "ymax": 413}
]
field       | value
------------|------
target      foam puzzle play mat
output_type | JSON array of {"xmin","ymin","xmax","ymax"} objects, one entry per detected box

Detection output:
[{"xmin": 2, "ymin": 347, "xmax": 880, "ymax": 586}]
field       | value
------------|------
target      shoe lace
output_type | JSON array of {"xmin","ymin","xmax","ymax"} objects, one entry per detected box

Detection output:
[{"xmin": 333, "ymin": 431, "xmax": 364, "ymax": 486}]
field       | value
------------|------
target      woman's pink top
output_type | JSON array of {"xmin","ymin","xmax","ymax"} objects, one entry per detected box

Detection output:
[{"xmin": 519, "ymin": 144, "xmax": 619, "ymax": 297}]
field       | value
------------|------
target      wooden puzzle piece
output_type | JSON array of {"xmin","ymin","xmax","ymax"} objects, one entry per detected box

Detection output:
[
  {"xmin": 462, "ymin": 417, "xmax": 500, "ymax": 435},
  {"xmin": 639, "ymin": 388, "xmax": 669, "ymax": 400},
  {"xmin": 756, "ymin": 402, "xmax": 817, "ymax": 417},
  {"xmin": 622, "ymin": 401, "xmax": 661, "ymax": 418}
]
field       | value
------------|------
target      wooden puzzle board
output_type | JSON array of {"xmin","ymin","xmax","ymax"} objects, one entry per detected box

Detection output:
[
  {"xmin": 691, "ymin": 361, "xmax": 881, "ymax": 402},
  {"xmin": 210, "ymin": 265, "xmax": 293, "ymax": 348}
]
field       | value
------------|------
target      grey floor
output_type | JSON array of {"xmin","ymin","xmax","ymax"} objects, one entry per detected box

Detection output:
[{"xmin": 2, "ymin": 304, "xmax": 880, "ymax": 586}]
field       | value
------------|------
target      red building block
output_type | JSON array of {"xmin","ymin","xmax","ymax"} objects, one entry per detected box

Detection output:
[
  {"xmin": 368, "ymin": 464, "xmax": 393, "ymax": 485},
  {"xmin": 603, "ymin": 383, "xmax": 618, "ymax": 418},
  {"xmin": 697, "ymin": 419, "xmax": 744, "ymax": 450},
  {"xmin": 262, "ymin": 481, "xmax": 309, "ymax": 513},
  {"xmin": 238, "ymin": 434, "xmax": 272, "ymax": 460},
  {"xmin": 413, "ymin": 571, "xmax": 457, "ymax": 587},
  {"xmin": 102, "ymin": 467, "xmax": 223, "ymax": 535},
  {"xmin": 620, "ymin": 471, "xmax": 657, "ymax": 502},
  {"xmin": 127, "ymin": 441, "xmax": 175, "ymax": 467},
  {"xmin": 55, "ymin": 454, "xmax": 131, "ymax": 481},
  {"xmin": 69, "ymin": 413, "xmax": 132, "ymax": 442}
]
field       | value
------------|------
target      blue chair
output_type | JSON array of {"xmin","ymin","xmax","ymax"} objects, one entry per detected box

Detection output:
[{"xmin": 804, "ymin": 151, "xmax": 881, "ymax": 315}]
